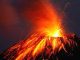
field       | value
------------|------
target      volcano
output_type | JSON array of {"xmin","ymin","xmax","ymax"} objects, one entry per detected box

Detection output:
[
  {"xmin": 0, "ymin": 0, "xmax": 80, "ymax": 60},
  {"xmin": 0, "ymin": 32, "xmax": 80, "ymax": 60}
]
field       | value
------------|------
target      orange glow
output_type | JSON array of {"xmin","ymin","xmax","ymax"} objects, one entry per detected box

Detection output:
[
  {"xmin": 46, "ymin": 28, "xmax": 63, "ymax": 37},
  {"xmin": 53, "ymin": 29, "xmax": 62, "ymax": 37}
]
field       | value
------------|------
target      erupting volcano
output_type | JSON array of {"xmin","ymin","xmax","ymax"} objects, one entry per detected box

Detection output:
[{"xmin": 0, "ymin": 0, "xmax": 80, "ymax": 60}]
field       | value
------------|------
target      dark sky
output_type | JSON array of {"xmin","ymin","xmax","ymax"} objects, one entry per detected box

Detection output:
[{"xmin": 0, "ymin": 0, "xmax": 80, "ymax": 52}]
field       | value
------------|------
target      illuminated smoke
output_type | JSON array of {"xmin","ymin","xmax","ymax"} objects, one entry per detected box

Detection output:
[{"xmin": 21, "ymin": 0, "xmax": 63, "ymax": 34}]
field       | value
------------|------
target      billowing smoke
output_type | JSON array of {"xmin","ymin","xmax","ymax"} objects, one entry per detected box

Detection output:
[
  {"xmin": 0, "ymin": 0, "xmax": 63, "ymax": 51},
  {"xmin": 20, "ymin": 0, "xmax": 63, "ymax": 33}
]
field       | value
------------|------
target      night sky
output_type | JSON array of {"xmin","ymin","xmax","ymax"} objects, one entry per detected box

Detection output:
[{"xmin": 0, "ymin": 0, "xmax": 80, "ymax": 52}]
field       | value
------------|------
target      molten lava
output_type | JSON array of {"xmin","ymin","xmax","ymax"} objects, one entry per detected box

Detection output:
[{"xmin": 2, "ymin": 29, "xmax": 77, "ymax": 60}]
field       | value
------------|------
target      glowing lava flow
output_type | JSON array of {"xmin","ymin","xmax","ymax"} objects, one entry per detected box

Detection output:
[{"xmin": 2, "ymin": 29, "xmax": 76, "ymax": 60}]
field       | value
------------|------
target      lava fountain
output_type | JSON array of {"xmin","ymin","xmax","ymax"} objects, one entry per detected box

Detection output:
[{"xmin": 1, "ymin": 0, "xmax": 78, "ymax": 60}]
